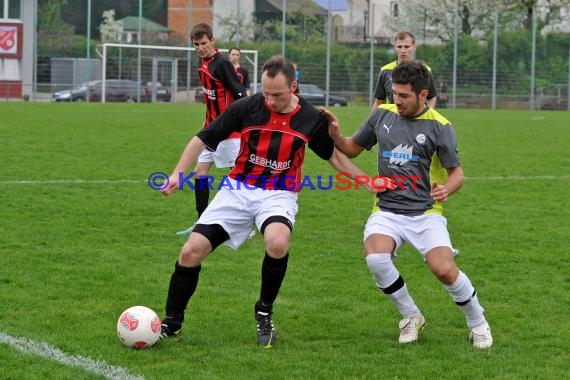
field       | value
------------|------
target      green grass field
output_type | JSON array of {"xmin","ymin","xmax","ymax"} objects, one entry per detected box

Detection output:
[{"xmin": 1, "ymin": 103, "xmax": 569, "ymax": 379}]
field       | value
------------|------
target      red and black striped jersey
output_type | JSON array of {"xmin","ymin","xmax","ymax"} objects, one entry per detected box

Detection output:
[
  {"xmin": 235, "ymin": 66, "xmax": 250, "ymax": 90},
  {"xmin": 198, "ymin": 50, "xmax": 246, "ymax": 137},
  {"xmin": 197, "ymin": 93, "xmax": 334, "ymax": 192}
]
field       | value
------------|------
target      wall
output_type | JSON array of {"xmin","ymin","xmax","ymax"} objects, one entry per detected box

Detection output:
[{"xmin": 168, "ymin": 0, "xmax": 214, "ymax": 42}]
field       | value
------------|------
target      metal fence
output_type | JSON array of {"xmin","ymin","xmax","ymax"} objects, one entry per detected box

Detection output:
[
  {"xmin": 7, "ymin": 46, "xmax": 570, "ymax": 110},
  {"xmin": 4, "ymin": 7, "xmax": 570, "ymax": 111}
]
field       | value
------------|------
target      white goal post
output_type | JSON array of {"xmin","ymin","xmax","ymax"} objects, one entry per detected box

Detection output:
[{"xmin": 100, "ymin": 42, "xmax": 258, "ymax": 103}]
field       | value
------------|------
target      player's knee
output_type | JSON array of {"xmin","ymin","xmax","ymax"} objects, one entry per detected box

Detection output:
[
  {"xmin": 179, "ymin": 240, "xmax": 209, "ymax": 266},
  {"xmin": 264, "ymin": 236, "xmax": 289, "ymax": 258},
  {"xmin": 432, "ymin": 263, "xmax": 458, "ymax": 284},
  {"xmin": 261, "ymin": 216, "xmax": 292, "ymax": 257}
]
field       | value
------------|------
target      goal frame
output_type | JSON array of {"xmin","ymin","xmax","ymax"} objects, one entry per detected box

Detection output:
[{"xmin": 100, "ymin": 42, "xmax": 259, "ymax": 103}]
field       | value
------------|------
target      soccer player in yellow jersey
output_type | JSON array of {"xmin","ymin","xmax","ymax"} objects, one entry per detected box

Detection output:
[
  {"xmin": 372, "ymin": 31, "xmax": 437, "ymax": 111},
  {"xmin": 323, "ymin": 61, "xmax": 493, "ymax": 349}
]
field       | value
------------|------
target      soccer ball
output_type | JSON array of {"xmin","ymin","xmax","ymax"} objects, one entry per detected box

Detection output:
[{"xmin": 117, "ymin": 306, "xmax": 162, "ymax": 349}]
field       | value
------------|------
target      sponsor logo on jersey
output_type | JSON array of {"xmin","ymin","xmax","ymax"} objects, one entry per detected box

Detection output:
[
  {"xmin": 382, "ymin": 144, "xmax": 419, "ymax": 165},
  {"xmin": 416, "ymin": 133, "xmax": 426, "ymax": 144},
  {"xmin": 202, "ymin": 87, "xmax": 217, "ymax": 100},
  {"xmin": 382, "ymin": 124, "xmax": 393, "ymax": 134},
  {"xmin": 249, "ymin": 154, "xmax": 292, "ymax": 171}
]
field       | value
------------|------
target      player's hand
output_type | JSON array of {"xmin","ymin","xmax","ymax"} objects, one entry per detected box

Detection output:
[
  {"xmin": 319, "ymin": 106, "xmax": 341, "ymax": 139},
  {"xmin": 430, "ymin": 182, "xmax": 448, "ymax": 203},
  {"xmin": 160, "ymin": 175, "xmax": 180, "ymax": 196},
  {"xmin": 371, "ymin": 176, "xmax": 396, "ymax": 193}
]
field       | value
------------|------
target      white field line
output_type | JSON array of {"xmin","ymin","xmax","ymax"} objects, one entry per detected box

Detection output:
[
  {"xmin": 0, "ymin": 175, "xmax": 569, "ymax": 186},
  {"xmin": 465, "ymin": 175, "xmax": 570, "ymax": 180},
  {"xmin": 0, "ymin": 332, "xmax": 144, "ymax": 380},
  {"xmin": 0, "ymin": 179, "xmax": 144, "ymax": 185}
]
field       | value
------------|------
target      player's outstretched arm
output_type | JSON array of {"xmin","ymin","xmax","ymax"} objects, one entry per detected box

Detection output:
[
  {"xmin": 161, "ymin": 136, "xmax": 206, "ymax": 197},
  {"xmin": 319, "ymin": 106, "xmax": 365, "ymax": 158},
  {"xmin": 327, "ymin": 147, "xmax": 376, "ymax": 194}
]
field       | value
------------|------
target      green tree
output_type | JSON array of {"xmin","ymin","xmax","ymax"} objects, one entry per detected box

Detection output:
[
  {"xmin": 37, "ymin": 0, "xmax": 75, "ymax": 56},
  {"xmin": 38, "ymin": 0, "xmax": 71, "ymax": 31}
]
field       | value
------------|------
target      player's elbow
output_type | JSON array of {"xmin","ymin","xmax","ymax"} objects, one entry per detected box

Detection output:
[
  {"xmin": 334, "ymin": 139, "xmax": 363, "ymax": 158},
  {"xmin": 342, "ymin": 148, "xmax": 360, "ymax": 159}
]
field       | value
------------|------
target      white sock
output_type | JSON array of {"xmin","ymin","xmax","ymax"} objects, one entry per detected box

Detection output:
[
  {"xmin": 445, "ymin": 271, "xmax": 486, "ymax": 328},
  {"xmin": 366, "ymin": 253, "xmax": 420, "ymax": 318},
  {"xmin": 389, "ymin": 284, "xmax": 421, "ymax": 318}
]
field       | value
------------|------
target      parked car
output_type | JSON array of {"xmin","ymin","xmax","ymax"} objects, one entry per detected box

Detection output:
[
  {"xmin": 52, "ymin": 80, "xmax": 145, "ymax": 102},
  {"xmin": 141, "ymin": 81, "xmax": 171, "ymax": 102},
  {"xmin": 296, "ymin": 84, "xmax": 348, "ymax": 107}
]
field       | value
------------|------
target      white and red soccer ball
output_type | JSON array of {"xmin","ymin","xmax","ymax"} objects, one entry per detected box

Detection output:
[{"xmin": 117, "ymin": 306, "xmax": 161, "ymax": 349}]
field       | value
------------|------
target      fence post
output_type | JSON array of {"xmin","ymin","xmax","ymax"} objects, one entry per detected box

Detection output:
[{"xmin": 530, "ymin": 7, "xmax": 537, "ymax": 110}]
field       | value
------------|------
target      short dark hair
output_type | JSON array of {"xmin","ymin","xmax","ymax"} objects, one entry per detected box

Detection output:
[
  {"xmin": 261, "ymin": 56, "xmax": 295, "ymax": 86},
  {"xmin": 229, "ymin": 47, "xmax": 241, "ymax": 54},
  {"xmin": 395, "ymin": 31, "xmax": 415, "ymax": 43},
  {"xmin": 190, "ymin": 23, "xmax": 213, "ymax": 42},
  {"xmin": 392, "ymin": 61, "xmax": 429, "ymax": 95}
]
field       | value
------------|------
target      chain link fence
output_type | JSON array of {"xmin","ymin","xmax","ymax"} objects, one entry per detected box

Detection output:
[{"xmin": 5, "ymin": 7, "xmax": 569, "ymax": 111}]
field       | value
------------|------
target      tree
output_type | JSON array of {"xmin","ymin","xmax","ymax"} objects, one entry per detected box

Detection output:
[
  {"xmin": 38, "ymin": 0, "xmax": 71, "ymax": 31},
  {"xmin": 251, "ymin": 10, "xmax": 326, "ymax": 43},
  {"xmin": 384, "ymin": 0, "xmax": 570, "ymax": 43},
  {"xmin": 216, "ymin": 10, "xmax": 256, "ymax": 42},
  {"xmin": 507, "ymin": 0, "xmax": 570, "ymax": 32},
  {"xmin": 382, "ymin": 0, "xmax": 501, "ymax": 42},
  {"xmin": 60, "ymin": 0, "xmax": 167, "ymax": 37},
  {"xmin": 99, "ymin": 10, "xmax": 121, "ymax": 42},
  {"xmin": 37, "ymin": 0, "xmax": 75, "ymax": 56}
]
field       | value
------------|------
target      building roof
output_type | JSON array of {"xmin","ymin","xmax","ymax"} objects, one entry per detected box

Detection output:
[
  {"xmin": 118, "ymin": 16, "xmax": 169, "ymax": 32},
  {"xmin": 262, "ymin": 0, "xmax": 326, "ymax": 15}
]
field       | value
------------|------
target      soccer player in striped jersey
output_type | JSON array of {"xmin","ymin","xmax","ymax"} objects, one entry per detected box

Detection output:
[
  {"xmin": 372, "ymin": 31, "xmax": 438, "ymax": 111},
  {"xmin": 177, "ymin": 23, "xmax": 247, "ymax": 236},
  {"xmin": 228, "ymin": 47, "xmax": 251, "ymax": 96},
  {"xmin": 323, "ymin": 61, "xmax": 493, "ymax": 349},
  {"xmin": 159, "ymin": 56, "xmax": 372, "ymax": 348}
]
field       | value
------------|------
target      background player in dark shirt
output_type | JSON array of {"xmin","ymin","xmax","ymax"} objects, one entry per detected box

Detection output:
[
  {"xmin": 177, "ymin": 23, "xmax": 246, "ymax": 236},
  {"xmin": 159, "ymin": 56, "xmax": 372, "ymax": 348},
  {"xmin": 228, "ymin": 47, "xmax": 251, "ymax": 96}
]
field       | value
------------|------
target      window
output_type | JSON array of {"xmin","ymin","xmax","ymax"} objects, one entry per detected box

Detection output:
[
  {"xmin": 1, "ymin": 0, "xmax": 21, "ymax": 19},
  {"xmin": 390, "ymin": 1, "xmax": 399, "ymax": 18},
  {"xmin": 9, "ymin": 0, "xmax": 20, "ymax": 18}
]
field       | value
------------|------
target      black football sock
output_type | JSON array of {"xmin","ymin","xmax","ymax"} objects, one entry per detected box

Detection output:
[
  {"xmin": 164, "ymin": 261, "xmax": 201, "ymax": 327},
  {"xmin": 257, "ymin": 252, "xmax": 289, "ymax": 312},
  {"xmin": 194, "ymin": 178, "xmax": 209, "ymax": 217}
]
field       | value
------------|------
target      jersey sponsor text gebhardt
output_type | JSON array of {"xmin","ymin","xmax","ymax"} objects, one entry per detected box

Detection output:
[
  {"xmin": 202, "ymin": 86, "xmax": 217, "ymax": 100},
  {"xmin": 249, "ymin": 154, "xmax": 292, "ymax": 173}
]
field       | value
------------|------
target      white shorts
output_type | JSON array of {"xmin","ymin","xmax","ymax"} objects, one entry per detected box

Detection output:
[
  {"xmin": 197, "ymin": 138, "xmax": 240, "ymax": 168},
  {"xmin": 363, "ymin": 211, "xmax": 457, "ymax": 258},
  {"xmin": 197, "ymin": 178, "xmax": 299, "ymax": 249}
]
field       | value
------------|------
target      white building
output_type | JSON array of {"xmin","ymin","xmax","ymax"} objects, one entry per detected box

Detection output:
[
  {"xmin": 0, "ymin": 0, "xmax": 34, "ymax": 99},
  {"xmin": 212, "ymin": 0, "xmax": 397, "ymax": 43}
]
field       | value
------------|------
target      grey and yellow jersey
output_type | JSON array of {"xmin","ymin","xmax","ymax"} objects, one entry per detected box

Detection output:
[
  {"xmin": 353, "ymin": 104, "xmax": 460, "ymax": 216},
  {"xmin": 373, "ymin": 60, "xmax": 438, "ymax": 104}
]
